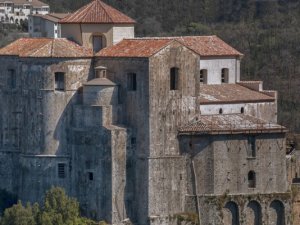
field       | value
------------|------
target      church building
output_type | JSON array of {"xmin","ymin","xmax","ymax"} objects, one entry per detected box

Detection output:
[{"xmin": 0, "ymin": 0, "xmax": 290, "ymax": 224}]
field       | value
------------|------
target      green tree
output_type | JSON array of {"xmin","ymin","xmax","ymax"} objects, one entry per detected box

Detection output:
[
  {"xmin": 40, "ymin": 187, "xmax": 80, "ymax": 225},
  {"xmin": 1, "ymin": 201, "xmax": 36, "ymax": 225}
]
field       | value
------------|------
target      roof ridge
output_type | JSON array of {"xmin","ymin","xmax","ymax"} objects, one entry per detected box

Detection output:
[
  {"xmin": 77, "ymin": 1, "xmax": 95, "ymax": 23},
  {"xmin": 50, "ymin": 39, "xmax": 54, "ymax": 57},
  {"xmin": 98, "ymin": 0, "xmax": 114, "ymax": 23}
]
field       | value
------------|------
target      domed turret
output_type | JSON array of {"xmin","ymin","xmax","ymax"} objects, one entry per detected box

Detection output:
[{"xmin": 83, "ymin": 77, "xmax": 118, "ymax": 106}]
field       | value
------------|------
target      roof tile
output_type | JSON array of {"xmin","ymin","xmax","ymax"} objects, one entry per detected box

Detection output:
[
  {"xmin": 60, "ymin": 0, "xmax": 135, "ymax": 24},
  {"xmin": 97, "ymin": 36, "xmax": 242, "ymax": 57},
  {"xmin": 0, "ymin": 38, "xmax": 93, "ymax": 58},
  {"xmin": 97, "ymin": 39, "xmax": 173, "ymax": 57},
  {"xmin": 179, "ymin": 114, "xmax": 286, "ymax": 134},
  {"xmin": 199, "ymin": 84, "xmax": 275, "ymax": 104}
]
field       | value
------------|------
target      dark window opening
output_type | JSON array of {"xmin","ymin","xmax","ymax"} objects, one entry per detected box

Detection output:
[
  {"xmin": 241, "ymin": 107, "xmax": 245, "ymax": 114},
  {"xmin": 55, "ymin": 72, "xmax": 65, "ymax": 91},
  {"xmin": 221, "ymin": 68, "xmax": 229, "ymax": 83},
  {"xmin": 131, "ymin": 137, "xmax": 136, "ymax": 145},
  {"xmin": 58, "ymin": 163, "xmax": 66, "ymax": 179},
  {"xmin": 170, "ymin": 67, "xmax": 179, "ymax": 90},
  {"xmin": 88, "ymin": 172, "xmax": 94, "ymax": 181},
  {"xmin": 127, "ymin": 73, "xmax": 137, "ymax": 91},
  {"xmin": 248, "ymin": 171, "xmax": 256, "ymax": 188},
  {"xmin": 8, "ymin": 69, "xmax": 16, "ymax": 88},
  {"xmin": 92, "ymin": 35, "xmax": 103, "ymax": 53},
  {"xmin": 219, "ymin": 108, "xmax": 223, "ymax": 114},
  {"xmin": 248, "ymin": 136, "xmax": 256, "ymax": 157},
  {"xmin": 95, "ymin": 69, "xmax": 106, "ymax": 78},
  {"xmin": 200, "ymin": 69, "xmax": 207, "ymax": 84}
]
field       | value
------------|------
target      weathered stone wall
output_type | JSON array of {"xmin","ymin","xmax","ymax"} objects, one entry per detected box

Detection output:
[
  {"xmin": 83, "ymin": 85, "xmax": 118, "ymax": 106},
  {"xmin": 212, "ymin": 133, "xmax": 287, "ymax": 195},
  {"xmin": 0, "ymin": 56, "xmax": 92, "ymax": 203},
  {"xmin": 180, "ymin": 133, "xmax": 288, "ymax": 196},
  {"xmin": 19, "ymin": 155, "xmax": 71, "ymax": 203},
  {"xmin": 148, "ymin": 42, "xmax": 200, "ymax": 219},
  {"xmin": 179, "ymin": 133, "xmax": 290, "ymax": 225},
  {"xmin": 197, "ymin": 193, "xmax": 291, "ymax": 225},
  {"xmin": 94, "ymin": 57, "xmax": 150, "ymax": 224}
]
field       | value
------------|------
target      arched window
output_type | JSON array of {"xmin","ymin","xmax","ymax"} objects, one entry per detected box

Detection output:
[
  {"xmin": 248, "ymin": 171, "xmax": 256, "ymax": 188},
  {"xmin": 92, "ymin": 35, "xmax": 105, "ymax": 53},
  {"xmin": 219, "ymin": 108, "xmax": 223, "ymax": 114},
  {"xmin": 246, "ymin": 201, "xmax": 262, "ymax": 225},
  {"xmin": 223, "ymin": 201, "xmax": 240, "ymax": 225},
  {"xmin": 270, "ymin": 200, "xmax": 285, "ymax": 225},
  {"xmin": 221, "ymin": 68, "xmax": 229, "ymax": 83},
  {"xmin": 170, "ymin": 67, "xmax": 179, "ymax": 90},
  {"xmin": 200, "ymin": 69, "xmax": 207, "ymax": 84}
]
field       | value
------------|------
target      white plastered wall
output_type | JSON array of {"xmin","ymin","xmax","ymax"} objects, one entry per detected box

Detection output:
[{"xmin": 200, "ymin": 57, "xmax": 240, "ymax": 84}]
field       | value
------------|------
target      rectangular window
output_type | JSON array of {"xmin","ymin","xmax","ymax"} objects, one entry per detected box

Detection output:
[
  {"xmin": 248, "ymin": 136, "xmax": 256, "ymax": 157},
  {"xmin": 58, "ymin": 163, "xmax": 66, "ymax": 179},
  {"xmin": 221, "ymin": 68, "xmax": 229, "ymax": 83},
  {"xmin": 88, "ymin": 172, "xmax": 94, "ymax": 181},
  {"xmin": 131, "ymin": 137, "xmax": 136, "ymax": 145},
  {"xmin": 8, "ymin": 69, "xmax": 16, "ymax": 89},
  {"xmin": 55, "ymin": 72, "xmax": 65, "ymax": 91},
  {"xmin": 170, "ymin": 67, "xmax": 179, "ymax": 90},
  {"xmin": 200, "ymin": 69, "xmax": 207, "ymax": 84},
  {"xmin": 127, "ymin": 73, "xmax": 137, "ymax": 91}
]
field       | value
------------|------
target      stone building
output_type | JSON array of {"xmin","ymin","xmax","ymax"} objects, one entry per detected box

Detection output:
[
  {"xmin": 0, "ymin": 0, "xmax": 291, "ymax": 225},
  {"xmin": 0, "ymin": 0, "xmax": 49, "ymax": 24},
  {"xmin": 28, "ymin": 13, "xmax": 68, "ymax": 38}
]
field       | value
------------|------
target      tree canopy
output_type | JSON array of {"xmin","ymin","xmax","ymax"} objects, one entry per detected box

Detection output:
[{"xmin": 0, "ymin": 187, "xmax": 103, "ymax": 225}]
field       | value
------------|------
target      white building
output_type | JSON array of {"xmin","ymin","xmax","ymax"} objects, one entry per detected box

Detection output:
[
  {"xmin": 29, "ymin": 13, "xmax": 68, "ymax": 38},
  {"xmin": 0, "ymin": 0, "xmax": 49, "ymax": 24}
]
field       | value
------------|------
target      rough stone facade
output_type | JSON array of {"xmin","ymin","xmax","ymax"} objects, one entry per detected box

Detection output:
[{"xmin": 0, "ymin": 1, "xmax": 292, "ymax": 225}]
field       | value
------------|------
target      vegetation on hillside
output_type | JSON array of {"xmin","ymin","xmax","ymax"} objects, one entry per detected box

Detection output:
[
  {"xmin": 0, "ymin": 0, "xmax": 299, "ymax": 131},
  {"xmin": 0, "ymin": 187, "xmax": 104, "ymax": 225}
]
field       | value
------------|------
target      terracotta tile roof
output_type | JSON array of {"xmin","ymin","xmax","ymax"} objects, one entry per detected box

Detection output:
[
  {"xmin": 32, "ymin": 13, "xmax": 69, "ymax": 23},
  {"xmin": 60, "ymin": 0, "xmax": 135, "ymax": 24},
  {"xmin": 179, "ymin": 114, "xmax": 287, "ymax": 134},
  {"xmin": 97, "ymin": 35, "xmax": 242, "ymax": 57},
  {"xmin": 199, "ymin": 84, "xmax": 275, "ymax": 104},
  {"xmin": 97, "ymin": 39, "xmax": 173, "ymax": 57},
  {"xmin": 0, "ymin": 38, "xmax": 93, "ymax": 58},
  {"xmin": 0, "ymin": 0, "xmax": 49, "ymax": 7},
  {"xmin": 175, "ymin": 36, "xmax": 243, "ymax": 57}
]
